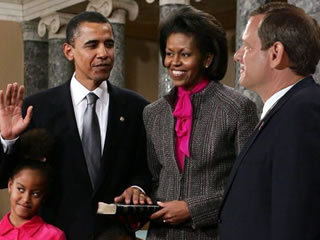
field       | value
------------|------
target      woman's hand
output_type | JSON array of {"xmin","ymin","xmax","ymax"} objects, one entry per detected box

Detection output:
[{"xmin": 150, "ymin": 200, "xmax": 191, "ymax": 225}]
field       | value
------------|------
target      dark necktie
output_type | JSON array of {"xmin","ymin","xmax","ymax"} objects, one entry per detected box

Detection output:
[{"xmin": 82, "ymin": 92, "xmax": 101, "ymax": 189}]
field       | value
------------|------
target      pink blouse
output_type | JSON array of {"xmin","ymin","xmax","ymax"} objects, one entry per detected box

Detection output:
[
  {"xmin": 0, "ymin": 212, "xmax": 66, "ymax": 240},
  {"xmin": 173, "ymin": 78, "xmax": 209, "ymax": 172}
]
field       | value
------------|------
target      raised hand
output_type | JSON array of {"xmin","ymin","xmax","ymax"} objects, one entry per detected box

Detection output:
[{"xmin": 0, "ymin": 83, "xmax": 32, "ymax": 140}]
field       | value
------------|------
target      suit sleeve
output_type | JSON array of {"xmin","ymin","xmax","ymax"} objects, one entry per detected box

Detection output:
[
  {"xmin": 0, "ymin": 141, "xmax": 19, "ymax": 188},
  {"xmin": 0, "ymin": 143, "xmax": 7, "ymax": 188},
  {"xmin": 270, "ymin": 98, "xmax": 320, "ymax": 240},
  {"xmin": 235, "ymin": 98, "xmax": 259, "ymax": 154},
  {"xmin": 0, "ymin": 103, "xmax": 29, "ymax": 189},
  {"xmin": 143, "ymin": 107, "xmax": 161, "ymax": 199},
  {"xmin": 0, "ymin": 97, "xmax": 35, "ymax": 188},
  {"xmin": 127, "ymin": 99, "xmax": 152, "ymax": 194},
  {"xmin": 185, "ymin": 97, "xmax": 259, "ymax": 229}
]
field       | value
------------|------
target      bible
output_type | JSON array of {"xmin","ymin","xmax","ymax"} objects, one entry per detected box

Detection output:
[{"xmin": 97, "ymin": 202, "xmax": 161, "ymax": 216}]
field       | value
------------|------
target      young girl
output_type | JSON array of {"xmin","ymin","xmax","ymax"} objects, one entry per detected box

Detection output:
[{"xmin": 0, "ymin": 129, "xmax": 66, "ymax": 240}]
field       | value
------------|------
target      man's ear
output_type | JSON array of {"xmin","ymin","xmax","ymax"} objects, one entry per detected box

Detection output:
[
  {"xmin": 269, "ymin": 41, "xmax": 289, "ymax": 70},
  {"xmin": 63, "ymin": 43, "xmax": 74, "ymax": 62}
]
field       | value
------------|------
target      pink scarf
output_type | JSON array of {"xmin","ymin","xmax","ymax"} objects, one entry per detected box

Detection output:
[{"xmin": 173, "ymin": 78, "xmax": 209, "ymax": 172}]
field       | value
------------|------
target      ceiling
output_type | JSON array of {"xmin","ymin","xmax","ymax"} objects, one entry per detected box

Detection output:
[
  {"xmin": 0, "ymin": 0, "xmax": 288, "ymax": 41},
  {"xmin": 61, "ymin": 0, "xmax": 237, "ymax": 41}
]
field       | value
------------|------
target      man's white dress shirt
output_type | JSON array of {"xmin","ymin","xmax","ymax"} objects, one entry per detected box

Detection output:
[
  {"xmin": 70, "ymin": 74, "xmax": 109, "ymax": 153},
  {"xmin": 260, "ymin": 84, "xmax": 296, "ymax": 120}
]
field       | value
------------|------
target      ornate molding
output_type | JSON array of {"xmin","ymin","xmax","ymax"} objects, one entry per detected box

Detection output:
[
  {"xmin": 146, "ymin": 0, "xmax": 201, "ymax": 6},
  {"xmin": 86, "ymin": 0, "xmax": 113, "ymax": 19},
  {"xmin": 0, "ymin": 1, "xmax": 23, "ymax": 21},
  {"xmin": 0, "ymin": 0, "xmax": 87, "ymax": 22},
  {"xmin": 21, "ymin": 20, "xmax": 47, "ymax": 41},
  {"xmin": 86, "ymin": 0, "xmax": 138, "ymax": 24},
  {"xmin": 109, "ymin": 9, "xmax": 127, "ymax": 24},
  {"xmin": 38, "ymin": 12, "xmax": 74, "ymax": 39}
]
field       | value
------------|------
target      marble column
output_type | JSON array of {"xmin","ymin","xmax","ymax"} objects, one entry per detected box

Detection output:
[
  {"xmin": 288, "ymin": 0, "xmax": 320, "ymax": 83},
  {"xmin": 87, "ymin": 0, "xmax": 139, "ymax": 88},
  {"xmin": 38, "ymin": 13, "xmax": 75, "ymax": 88},
  {"xmin": 21, "ymin": 20, "xmax": 48, "ymax": 97},
  {"xmin": 235, "ymin": 0, "xmax": 269, "ymax": 114}
]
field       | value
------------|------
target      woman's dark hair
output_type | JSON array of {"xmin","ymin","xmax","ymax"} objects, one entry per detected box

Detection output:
[
  {"xmin": 159, "ymin": 5, "xmax": 228, "ymax": 81},
  {"xmin": 10, "ymin": 129, "xmax": 55, "ymax": 194}
]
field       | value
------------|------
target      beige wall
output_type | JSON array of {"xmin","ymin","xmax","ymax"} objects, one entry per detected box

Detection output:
[
  {"xmin": 222, "ymin": 30, "xmax": 236, "ymax": 88},
  {"xmin": 0, "ymin": 20, "xmax": 24, "ymax": 90},
  {"xmin": 126, "ymin": 37, "xmax": 159, "ymax": 102},
  {"xmin": 0, "ymin": 20, "xmax": 23, "ymax": 218},
  {"xmin": 0, "ymin": 189, "xmax": 9, "ymax": 217}
]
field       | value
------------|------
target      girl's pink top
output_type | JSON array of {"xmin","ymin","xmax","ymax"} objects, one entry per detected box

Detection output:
[
  {"xmin": 0, "ymin": 212, "xmax": 66, "ymax": 240},
  {"xmin": 173, "ymin": 78, "xmax": 209, "ymax": 172}
]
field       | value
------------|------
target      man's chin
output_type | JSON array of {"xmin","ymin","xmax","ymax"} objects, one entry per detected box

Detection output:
[{"xmin": 93, "ymin": 74, "xmax": 110, "ymax": 82}]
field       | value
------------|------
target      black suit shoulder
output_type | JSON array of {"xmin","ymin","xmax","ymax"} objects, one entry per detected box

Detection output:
[
  {"xmin": 23, "ymin": 82, "xmax": 68, "ymax": 108},
  {"xmin": 272, "ymin": 78, "xmax": 320, "ymax": 124},
  {"xmin": 109, "ymin": 83, "xmax": 149, "ymax": 107}
]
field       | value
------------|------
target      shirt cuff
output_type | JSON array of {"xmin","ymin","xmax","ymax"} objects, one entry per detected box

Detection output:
[{"xmin": 0, "ymin": 134, "xmax": 18, "ymax": 154}]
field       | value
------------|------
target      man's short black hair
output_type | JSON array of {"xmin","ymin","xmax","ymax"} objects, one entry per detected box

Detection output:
[{"xmin": 66, "ymin": 11, "xmax": 111, "ymax": 46}]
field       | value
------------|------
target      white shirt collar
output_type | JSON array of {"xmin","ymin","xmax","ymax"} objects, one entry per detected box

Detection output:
[
  {"xmin": 70, "ymin": 73, "xmax": 108, "ymax": 105},
  {"xmin": 260, "ymin": 83, "xmax": 295, "ymax": 120}
]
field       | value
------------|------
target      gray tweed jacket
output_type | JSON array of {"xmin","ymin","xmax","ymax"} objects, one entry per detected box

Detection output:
[{"xmin": 143, "ymin": 81, "xmax": 258, "ymax": 240}]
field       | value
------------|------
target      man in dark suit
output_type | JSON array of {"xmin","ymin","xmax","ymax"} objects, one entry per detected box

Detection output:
[
  {"xmin": 0, "ymin": 12, "xmax": 152, "ymax": 240},
  {"xmin": 219, "ymin": 3, "xmax": 320, "ymax": 240}
]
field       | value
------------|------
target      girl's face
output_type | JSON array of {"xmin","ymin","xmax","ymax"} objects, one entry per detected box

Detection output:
[{"xmin": 8, "ymin": 168, "xmax": 46, "ymax": 226}]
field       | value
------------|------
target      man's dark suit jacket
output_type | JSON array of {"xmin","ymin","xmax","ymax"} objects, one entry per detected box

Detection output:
[
  {"xmin": 219, "ymin": 76, "xmax": 320, "ymax": 240},
  {"xmin": 0, "ymin": 80, "xmax": 151, "ymax": 240}
]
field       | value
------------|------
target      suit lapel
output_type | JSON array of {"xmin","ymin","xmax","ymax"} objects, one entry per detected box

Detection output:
[
  {"xmin": 57, "ymin": 81, "xmax": 94, "ymax": 191},
  {"xmin": 60, "ymin": 81, "xmax": 82, "ymax": 144},
  {"xmin": 219, "ymin": 76, "xmax": 315, "ymax": 214}
]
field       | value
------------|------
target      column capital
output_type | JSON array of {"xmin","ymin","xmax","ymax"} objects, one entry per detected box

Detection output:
[
  {"xmin": 146, "ymin": 0, "xmax": 201, "ymax": 6},
  {"xmin": 38, "ymin": 12, "xmax": 75, "ymax": 39},
  {"xmin": 86, "ymin": 0, "xmax": 138, "ymax": 24},
  {"xmin": 21, "ymin": 20, "xmax": 46, "ymax": 42}
]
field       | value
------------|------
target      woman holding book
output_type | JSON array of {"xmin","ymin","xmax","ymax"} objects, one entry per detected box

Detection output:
[{"xmin": 143, "ymin": 6, "xmax": 258, "ymax": 239}]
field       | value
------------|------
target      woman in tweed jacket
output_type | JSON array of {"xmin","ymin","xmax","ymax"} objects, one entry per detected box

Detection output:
[{"xmin": 143, "ymin": 6, "xmax": 258, "ymax": 240}]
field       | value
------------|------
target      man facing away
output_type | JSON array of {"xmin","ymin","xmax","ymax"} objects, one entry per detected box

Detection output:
[
  {"xmin": 0, "ymin": 11, "xmax": 152, "ymax": 240},
  {"xmin": 219, "ymin": 2, "xmax": 320, "ymax": 240}
]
